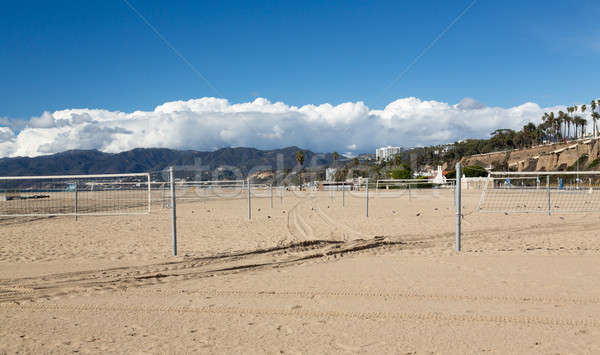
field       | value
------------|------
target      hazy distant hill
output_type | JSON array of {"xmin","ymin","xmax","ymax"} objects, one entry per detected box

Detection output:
[{"xmin": 0, "ymin": 147, "xmax": 335, "ymax": 176}]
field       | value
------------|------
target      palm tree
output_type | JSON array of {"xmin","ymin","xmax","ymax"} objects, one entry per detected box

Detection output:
[
  {"xmin": 541, "ymin": 113, "xmax": 548, "ymax": 140},
  {"xmin": 353, "ymin": 157, "xmax": 359, "ymax": 166},
  {"xmin": 393, "ymin": 153, "xmax": 402, "ymax": 167},
  {"xmin": 549, "ymin": 112, "xmax": 558, "ymax": 141},
  {"xmin": 597, "ymin": 99, "xmax": 600, "ymax": 136},
  {"xmin": 581, "ymin": 104, "xmax": 587, "ymax": 138},
  {"xmin": 332, "ymin": 151, "xmax": 339, "ymax": 167},
  {"xmin": 573, "ymin": 116, "xmax": 581, "ymax": 138},
  {"xmin": 564, "ymin": 109, "xmax": 569, "ymax": 138},
  {"xmin": 567, "ymin": 106, "xmax": 575, "ymax": 139},
  {"xmin": 544, "ymin": 112, "xmax": 553, "ymax": 141},
  {"xmin": 567, "ymin": 107, "xmax": 574, "ymax": 139},
  {"xmin": 522, "ymin": 122, "xmax": 537, "ymax": 146},
  {"xmin": 592, "ymin": 112, "xmax": 600, "ymax": 139},
  {"xmin": 574, "ymin": 105, "xmax": 579, "ymax": 138},
  {"xmin": 558, "ymin": 111, "xmax": 566, "ymax": 140},
  {"xmin": 581, "ymin": 117, "xmax": 588, "ymax": 137},
  {"xmin": 592, "ymin": 100, "xmax": 598, "ymax": 138},
  {"xmin": 552, "ymin": 112, "xmax": 560, "ymax": 141},
  {"xmin": 296, "ymin": 150, "xmax": 305, "ymax": 167}
]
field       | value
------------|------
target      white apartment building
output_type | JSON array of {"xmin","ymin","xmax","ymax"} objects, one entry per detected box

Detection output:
[
  {"xmin": 325, "ymin": 168, "xmax": 337, "ymax": 182},
  {"xmin": 376, "ymin": 146, "xmax": 402, "ymax": 161}
]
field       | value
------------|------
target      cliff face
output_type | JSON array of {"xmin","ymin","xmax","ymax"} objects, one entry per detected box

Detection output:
[{"xmin": 461, "ymin": 139, "xmax": 600, "ymax": 172}]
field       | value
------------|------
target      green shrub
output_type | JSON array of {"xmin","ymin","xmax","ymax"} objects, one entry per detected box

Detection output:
[
  {"xmin": 568, "ymin": 155, "xmax": 588, "ymax": 171},
  {"xmin": 587, "ymin": 159, "xmax": 599, "ymax": 169},
  {"xmin": 391, "ymin": 163, "xmax": 412, "ymax": 179},
  {"xmin": 462, "ymin": 165, "xmax": 488, "ymax": 177}
]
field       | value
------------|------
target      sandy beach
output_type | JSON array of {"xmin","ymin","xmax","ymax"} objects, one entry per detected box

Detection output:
[{"xmin": 2, "ymin": 189, "xmax": 600, "ymax": 354}]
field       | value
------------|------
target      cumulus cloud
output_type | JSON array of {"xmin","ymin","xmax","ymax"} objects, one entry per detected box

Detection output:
[
  {"xmin": 0, "ymin": 96, "xmax": 573, "ymax": 158},
  {"xmin": 456, "ymin": 97, "xmax": 486, "ymax": 110},
  {"xmin": 0, "ymin": 116, "xmax": 27, "ymax": 133}
]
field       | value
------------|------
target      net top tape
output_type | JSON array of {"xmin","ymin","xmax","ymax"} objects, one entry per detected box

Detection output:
[
  {"xmin": 0, "ymin": 172, "xmax": 150, "ymax": 180},
  {"xmin": 489, "ymin": 171, "xmax": 600, "ymax": 176}
]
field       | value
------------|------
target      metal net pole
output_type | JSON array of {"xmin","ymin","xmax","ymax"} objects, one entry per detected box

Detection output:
[
  {"xmin": 455, "ymin": 162, "xmax": 462, "ymax": 252},
  {"xmin": 247, "ymin": 178, "xmax": 251, "ymax": 220},
  {"xmin": 169, "ymin": 167, "xmax": 177, "ymax": 256},
  {"xmin": 547, "ymin": 174, "xmax": 551, "ymax": 216},
  {"xmin": 366, "ymin": 179, "xmax": 369, "ymax": 217},
  {"xmin": 74, "ymin": 181, "xmax": 78, "ymax": 221},
  {"xmin": 147, "ymin": 173, "xmax": 151, "ymax": 214}
]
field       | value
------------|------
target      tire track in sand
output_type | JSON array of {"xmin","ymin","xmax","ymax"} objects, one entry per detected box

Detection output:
[
  {"xmin": 285, "ymin": 196, "xmax": 324, "ymax": 243},
  {"xmin": 120, "ymin": 288, "xmax": 600, "ymax": 306},
  {"xmin": 0, "ymin": 237, "xmax": 408, "ymax": 303},
  {"xmin": 3, "ymin": 302, "xmax": 599, "ymax": 328}
]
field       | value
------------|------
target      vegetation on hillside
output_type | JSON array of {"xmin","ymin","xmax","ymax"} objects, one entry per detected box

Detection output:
[{"xmin": 391, "ymin": 98, "xmax": 600, "ymax": 170}]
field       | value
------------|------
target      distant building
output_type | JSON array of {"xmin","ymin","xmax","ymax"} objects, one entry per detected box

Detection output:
[
  {"xmin": 433, "ymin": 143, "xmax": 453, "ymax": 156},
  {"xmin": 413, "ymin": 165, "xmax": 435, "ymax": 178},
  {"xmin": 326, "ymin": 168, "xmax": 337, "ymax": 182},
  {"xmin": 376, "ymin": 146, "xmax": 402, "ymax": 161}
]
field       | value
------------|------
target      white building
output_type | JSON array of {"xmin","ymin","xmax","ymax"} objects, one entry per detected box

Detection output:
[
  {"xmin": 325, "ymin": 168, "xmax": 337, "ymax": 182},
  {"xmin": 432, "ymin": 166, "xmax": 447, "ymax": 184},
  {"xmin": 376, "ymin": 146, "xmax": 402, "ymax": 161}
]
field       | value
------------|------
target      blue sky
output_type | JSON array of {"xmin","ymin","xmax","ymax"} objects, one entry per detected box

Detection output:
[
  {"xmin": 2, "ymin": 0, "xmax": 598, "ymax": 119},
  {"xmin": 0, "ymin": 1, "xmax": 598, "ymax": 157}
]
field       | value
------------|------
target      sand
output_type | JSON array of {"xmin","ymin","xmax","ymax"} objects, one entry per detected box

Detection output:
[{"xmin": 2, "ymin": 188, "xmax": 600, "ymax": 354}]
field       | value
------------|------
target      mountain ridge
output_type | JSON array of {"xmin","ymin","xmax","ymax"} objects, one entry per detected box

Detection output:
[{"xmin": 0, "ymin": 147, "xmax": 335, "ymax": 176}]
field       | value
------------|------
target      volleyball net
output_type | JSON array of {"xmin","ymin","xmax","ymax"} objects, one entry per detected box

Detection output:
[
  {"xmin": 0, "ymin": 173, "xmax": 151, "ymax": 217},
  {"xmin": 477, "ymin": 171, "xmax": 600, "ymax": 214}
]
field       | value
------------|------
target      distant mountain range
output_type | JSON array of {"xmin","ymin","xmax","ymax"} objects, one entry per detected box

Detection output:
[{"xmin": 0, "ymin": 147, "xmax": 336, "ymax": 177}]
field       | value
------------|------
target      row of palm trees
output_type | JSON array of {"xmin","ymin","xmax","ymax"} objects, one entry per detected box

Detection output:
[
  {"xmin": 540, "ymin": 99, "xmax": 600, "ymax": 143},
  {"xmin": 296, "ymin": 150, "xmax": 343, "ymax": 166}
]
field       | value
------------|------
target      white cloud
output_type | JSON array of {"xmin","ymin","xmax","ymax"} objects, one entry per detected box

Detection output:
[
  {"xmin": 29, "ymin": 112, "xmax": 56, "ymax": 128},
  {"xmin": 456, "ymin": 97, "xmax": 486, "ymax": 110},
  {"xmin": 0, "ymin": 96, "xmax": 576, "ymax": 158}
]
